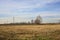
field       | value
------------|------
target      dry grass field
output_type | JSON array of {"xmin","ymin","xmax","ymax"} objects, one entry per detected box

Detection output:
[{"xmin": 0, "ymin": 24, "xmax": 60, "ymax": 40}]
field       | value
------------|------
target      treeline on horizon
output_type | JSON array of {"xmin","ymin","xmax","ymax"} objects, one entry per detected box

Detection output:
[{"xmin": 0, "ymin": 15, "xmax": 60, "ymax": 25}]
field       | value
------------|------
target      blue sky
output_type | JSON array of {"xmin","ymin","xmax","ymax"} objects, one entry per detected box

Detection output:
[{"xmin": 0, "ymin": 0, "xmax": 60, "ymax": 23}]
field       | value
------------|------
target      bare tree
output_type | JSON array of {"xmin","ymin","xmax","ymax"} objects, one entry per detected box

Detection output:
[
  {"xmin": 31, "ymin": 19, "xmax": 34, "ymax": 24},
  {"xmin": 34, "ymin": 15, "xmax": 42, "ymax": 24},
  {"xmin": 28, "ymin": 21, "xmax": 30, "ymax": 24}
]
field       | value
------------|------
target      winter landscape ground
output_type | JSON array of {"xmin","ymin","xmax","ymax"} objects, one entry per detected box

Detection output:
[{"xmin": 0, "ymin": 24, "xmax": 60, "ymax": 40}]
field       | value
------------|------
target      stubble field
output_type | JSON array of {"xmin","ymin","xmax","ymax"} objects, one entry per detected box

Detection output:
[{"xmin": 0, "ymin": 24, "xmax": 60, "ymax": 40}]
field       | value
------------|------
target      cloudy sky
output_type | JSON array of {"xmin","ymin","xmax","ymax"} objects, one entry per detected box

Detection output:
[{"xmin": 0, "ymin": 0, "xmax": 60, "ymax": 23}]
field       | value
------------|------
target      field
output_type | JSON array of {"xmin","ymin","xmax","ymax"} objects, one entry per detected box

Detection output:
[{"xmin": 0, "ymin": 24, "xmax": 60, "ymax": 40}]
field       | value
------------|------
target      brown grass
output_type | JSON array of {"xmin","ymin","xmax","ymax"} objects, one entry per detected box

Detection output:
[{"xmin": 0, "ymin": 24, "xmax": 60, "ymax": 40}]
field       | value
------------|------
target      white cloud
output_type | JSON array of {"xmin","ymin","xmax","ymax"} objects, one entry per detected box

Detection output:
[
  {"xmin": 0, "ymin": 0, "xmax": 57, "ymax": 9},
  {"xmin": 0, "ymin": 0, "xmax": 60, "ymax": 14},
  {"xmin": 31, "ymin": 11, "xmax": 60, "ymax": 17}
]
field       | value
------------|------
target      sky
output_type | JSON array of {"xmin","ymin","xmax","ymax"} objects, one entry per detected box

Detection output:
[{"xmin": 0, "ymin": 0, "xmax": 60, "ymax": 24}]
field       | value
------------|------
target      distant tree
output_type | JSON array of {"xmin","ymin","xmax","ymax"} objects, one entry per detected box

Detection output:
[
  {"xmin": 28, "ymin": 21, "xmax": 30, "ymax": 24},
  {"xmin": 58, "ymin": 20, "xmax": 60, "ymax": 24},
  {"xmin": 31, "ymin": 19, "xmax": 34, "ymax": 24},
  {"xmin": 35, "ymin": 15, "xmax": 42, "ymax": 24}
]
